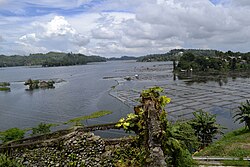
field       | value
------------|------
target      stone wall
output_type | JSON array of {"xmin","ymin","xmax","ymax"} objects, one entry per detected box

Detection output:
[
  {"xmin": 0, "ymin": 128, "xmax": 135, "ymax": 167},
  {"xmin": 0, "ymin": 126, "xmax": 133, "ymax": 167}
]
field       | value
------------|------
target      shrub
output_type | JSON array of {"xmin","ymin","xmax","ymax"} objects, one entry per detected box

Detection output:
[
  {"xmin": 0, "ymin": 128, "xmax": 25, "ymax": 143},
  {"xmin": 161, "ymin": 121, "xmax": 198, "ymax": 166},
  {"xmin": 189, "ymin": 109, "xmax": 223, "ymax": 149},
  {"xmin": 234, "ymin": 100, "xmax": 250, "ymax": 130},
  {"xmin": 31, "ymin": 123, "xmax": 52, "ymax": 136}
]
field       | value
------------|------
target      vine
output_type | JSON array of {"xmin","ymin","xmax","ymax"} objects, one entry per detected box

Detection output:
[{"xmin": 116, "ymin": 87, "xmax": 171, "ymax": 135}]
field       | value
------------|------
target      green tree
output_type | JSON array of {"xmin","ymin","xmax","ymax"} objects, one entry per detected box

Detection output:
[
  {"xmin": 189, "ymin": 110, "xmax": 222, "ymax": 149},
  {"xmin": 181, "ymin": 52, "xmax": 195, "ymax": 62},
  {"xmin": 161, "ymin": 121, "xmax": 198, "ymax": 166},
  {"xmin": 230, "ymin": 57, "xmax": 237, "ymax": 70},
  {"xmin": 234, "ymin": 100, "xmax": 250, "ymax": 130}
]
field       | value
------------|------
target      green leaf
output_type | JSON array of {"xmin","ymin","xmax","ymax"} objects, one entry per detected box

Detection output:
[{"xmin": 159, "ymin": 96, "xmax": 171, "ymax": 107}]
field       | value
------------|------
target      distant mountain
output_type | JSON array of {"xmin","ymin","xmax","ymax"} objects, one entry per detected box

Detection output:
[
  {"xmin": 0, "ymin": 52, "xmax": 106, "ymax": 67},
  {"xmin": 107, "ymin": 56, "xmax": 137, "ymax": 61}
]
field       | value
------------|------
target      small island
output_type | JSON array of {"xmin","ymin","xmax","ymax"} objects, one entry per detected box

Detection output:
[
  {"xmin": 0, "ymin": 82, "xmax": 10, "ymax": 91},
  {"xmin": 24, "ymin": 79, "xmax": 55, "ymax": 90}
]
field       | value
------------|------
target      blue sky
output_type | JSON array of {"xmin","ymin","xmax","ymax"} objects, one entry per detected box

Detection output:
[
  {"xmin": 0, "ymin": 0, "xmax": 104, "ymax": 16},
  {"xmin": 210, "ymin": 0, "xmax": 223, "ymax": 4},
  {"xmin": 0, "ymin": 0, "xmax": 250, "ymax": 57}
]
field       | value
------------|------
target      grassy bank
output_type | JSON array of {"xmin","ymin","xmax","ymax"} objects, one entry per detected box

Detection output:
[
  {"xmin": 65, "ymin": 110, "xmax": 113, "ymax": 125},
  {"xmin": 195, "ymin": 128, "xmax": 250, "ymax": 157}
]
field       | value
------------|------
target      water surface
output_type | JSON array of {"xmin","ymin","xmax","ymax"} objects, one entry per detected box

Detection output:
[{"xmin": 0, "ymin": 61, "xmax": 249, "ymax": 136}]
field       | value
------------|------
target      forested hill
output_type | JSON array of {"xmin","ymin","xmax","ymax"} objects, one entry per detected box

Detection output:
[
  {"xmin": 137, "ymin": 49, "xmax": 218, "ymax": 62},
  {"xmin": 0, "ymin": 52, "xmax": 106, "ymax": 67},
  {"xmin": 107, "ymin": 56, "xmax": 137, "ymax": 61}
]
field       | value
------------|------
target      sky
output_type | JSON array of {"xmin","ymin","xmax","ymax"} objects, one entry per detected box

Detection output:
[{"xmin": 0, "ymin": 0, "xmax": 250, "ymax": 57}]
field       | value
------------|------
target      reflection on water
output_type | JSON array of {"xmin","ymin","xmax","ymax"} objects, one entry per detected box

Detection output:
[
  {"xmin": 179, "ymin": 74, "xmax": 229, "ymax": 86},
  {"xmin": 177, "ymin": 71, "xmax": 250, "ymax": 87}
]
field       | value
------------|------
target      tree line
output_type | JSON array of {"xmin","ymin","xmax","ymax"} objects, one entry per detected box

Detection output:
[
  {"xmin": 137, "ymin": 49, "xmax": 250, "ymax": 64},
  {"xmin": 137, "ymin": 49, "xmax": 218, "ymax": 62},
  {"xmin": 0, "ymin": 52, "xmax": 106, "ymax": 67},
  {"xmin": 176, "ymin": 50, "xmax": 250, "ymax": 72}
]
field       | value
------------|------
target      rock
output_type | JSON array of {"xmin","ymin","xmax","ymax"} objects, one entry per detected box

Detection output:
[
  {"xmin": 0, "ymin": 128, "xmax": 135, "ymax": 166},
  {"xmin": 95, "ymin": 157, "xmax": 100, "ymax": 162},
  {"xmin": 24, "ymin": 79, "xmax": 55, "ymax": 90},
  {"xmin": 23, "ymin": 161, "xmax": 29, "ymax": 165}
]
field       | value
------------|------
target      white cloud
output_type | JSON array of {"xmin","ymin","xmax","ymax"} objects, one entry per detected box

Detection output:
[
  {"xmin": 92, "ymin": 27, "xmax": 118, "ymax": 39},
  {"xmin": 19, "ymin": 33, "xmax": 39, "ymax": 43},
  {"xmin": 0, "ymin": 35, "xmax": 3, "ymax": 42},
  {"xmin": 1, "ymin": 0, "xmax": 250, "ymax": 56},
  {"xmin": 0, "ymin": 35, "xmax": 4, "ymax": 50},
  {"xmin": 231, "ymin": 0, "xmax": 250, "ymax": 7},
  {"xmin": 66, "ymin": 13, "xmax": 101, "ymax": 35},
  {"xmin": 15, "ymin": 16, "xmax": 89, "ymax": 55},
  {"xmin": 90, "ymin": 0, "xmax": 147, "ymax": 12},
  {"xmin": 121, "ymin": 36, "xmax": 152, "ymax": 48},
  {"xmin": 0, "ymin": 0, "xmax": 7, "ymax": 6},
  {"xmin": 115, "ymin": 0, "xmax": 250, "ymax": 53},
  {"xmin": 91, "ymin": 12, "xmax": 134, "ymax": 39},
  {"xmin": 14, "ymin": 42, "xmax": 48, "ymax": 55},
  {"xmin": 45, "ymin": 16, "xmax": 76, "ymax": 36}
]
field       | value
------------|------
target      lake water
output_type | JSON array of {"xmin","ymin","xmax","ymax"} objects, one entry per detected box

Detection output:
[{"xmin": 0, "ymin": 61, "xmax": 249, "ymax": 137}]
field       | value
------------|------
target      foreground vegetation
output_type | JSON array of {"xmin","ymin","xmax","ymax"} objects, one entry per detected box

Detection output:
[
  {"xmin": 221, "ymin": 160, "xmax": 250, "ymax": 166},
  {"xmin": 234, "ymin": 100, "xmax": 250, "ymax": 130},
  {"xmin": 0, "ymin": 154, "xmax": 23, "ymax": 167},
  {"xmin": 196, "ymin": 128, "xmax": 250, "ymax": 157},
  {"xmin": 0, "ymin": 52, "xmax": 106, "ymax": 67},
  {"xmin": 115, "ymin": 87, "xmax": 225, "ymax": 166},
  {"xmin": 0, "ymin": 87, "xmax": 220, "ymax": 166},
  {"xmin": 0, "ymin": 110, "xmax": 113, "ymax": 143},
  {"xmin": 197, "ymin": 100, "xmax": 250, "ymax": 157}
]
